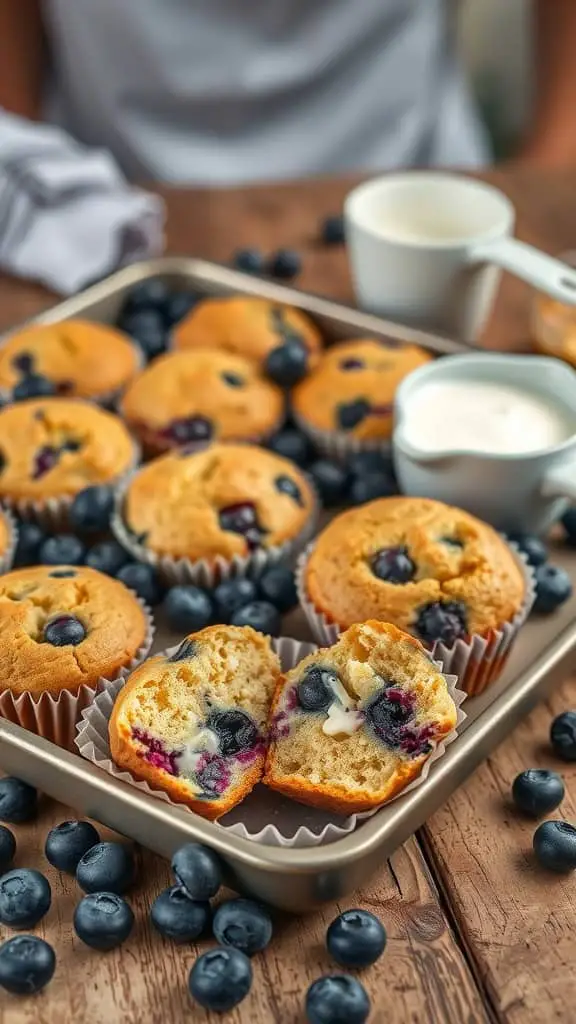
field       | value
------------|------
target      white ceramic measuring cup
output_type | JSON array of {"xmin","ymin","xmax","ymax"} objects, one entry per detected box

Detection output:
[
  {"xmin": 393, "ymin": 352, "xmax": 576, "ymax": 534},
  {"xmin": 345, "ymin": 173, "xmax": 576, "ymax": 344}
]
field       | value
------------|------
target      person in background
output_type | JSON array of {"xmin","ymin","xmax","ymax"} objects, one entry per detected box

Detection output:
[{"xmin": 0, "ymin": 1, "xmax": 574, "ymax": 186}]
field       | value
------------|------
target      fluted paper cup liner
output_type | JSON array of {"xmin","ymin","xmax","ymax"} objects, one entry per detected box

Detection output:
[
  {"xmin": 75, "ymin": 636, "xmax": 465, "ymax": 847},
  {"xmin": 0, "ymin": 595, "xmax": 154, "ymax": 751},
  {"xmin": 111, "ymin": 469, "xmax": 320, "ymax": 587},
  {"xmin": 292, "ymin": 409, "xmax": 391, "ymax": 464},
  {"xmin": 0, "ymin": 507, "xmax": 17, "ymax": 576},
  {"xmin": 296, "ymin": 540, "xmax": 536, "ymax": 697}
]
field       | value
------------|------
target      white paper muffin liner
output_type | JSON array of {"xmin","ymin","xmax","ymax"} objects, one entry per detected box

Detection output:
[
  {"xmin": 75, "ymin": 635, "xmax": 465, "ymax": 848},
  {"xmin": 111, "ymin": 462, "xmax": 320, "ymax": 587},
  {"xmin": 0, "ymin": 595, "xmax": 155, "ymax": 751},
  {"xmin": 0, "ymin": 507, "xmax": 17, "ymax": 576},
  {"xmin": 292, "ymin": 408, "xmax": 391, "ymax": 464},
  {"xmin": 296, "ymin": 540, "xmax": 536, "ymax": 697}
]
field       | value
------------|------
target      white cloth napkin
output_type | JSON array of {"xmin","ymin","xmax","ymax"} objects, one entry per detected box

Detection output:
[{"xmin": 0, "ymin": 109, "xmax": 165, "ymax": 295}]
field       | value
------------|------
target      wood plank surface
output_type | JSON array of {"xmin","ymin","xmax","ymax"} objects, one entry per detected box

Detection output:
[{"xmin": 1, "ymin": 167, "xmax": 576, "ymax": 1023}]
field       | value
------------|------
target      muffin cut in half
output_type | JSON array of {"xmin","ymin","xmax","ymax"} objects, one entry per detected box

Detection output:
[
  {"xmin": 264, "ymin": 620, "xmax": 457, "ymax": 815},
  {"xmin": 109, "ymin": 625, "xmax": 281, "ymax": 820}
]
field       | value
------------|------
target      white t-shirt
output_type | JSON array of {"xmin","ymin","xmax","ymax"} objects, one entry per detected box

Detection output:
[{"xmin": 43, "ymin": 0, "xmax": 489, "ymax": 184}]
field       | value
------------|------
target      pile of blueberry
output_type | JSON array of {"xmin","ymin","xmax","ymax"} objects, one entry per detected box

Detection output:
[
  {"xmin": 0, "ymin": 780, "xmax": 383, "ymax": 1021},
  {"xmin": 508, "ymin": 530, "xmax": 573, "ymax": 614},
  {"xmin": 117, "ymin": 279, "xmax": 200, "ymax": 363}
]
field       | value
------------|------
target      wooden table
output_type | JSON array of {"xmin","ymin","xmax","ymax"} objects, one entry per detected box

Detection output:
[{"xmin": 2, "ymin": 168, "xmax": 576, "ymax": 1024}]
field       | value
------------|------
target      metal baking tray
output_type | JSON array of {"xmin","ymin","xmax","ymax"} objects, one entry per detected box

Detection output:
[{"xmin": 1, "ymin": 257, "xmax": 575, "ymax": 912}]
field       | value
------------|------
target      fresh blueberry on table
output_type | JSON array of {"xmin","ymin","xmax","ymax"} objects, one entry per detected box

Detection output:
[
  {"xmin": 69, "ymin": 485, "xmax": 115, "ymax": 534},
  {"xmin": 213, "ymin": 578, "xmax": 258, "ymax": 622},
  {"xmin": 533, "ymin": 820, "xmax": 576, "ymax": 872},
  {"xmin": 189, "ymin": 947, "xmax": 253, "ymax": 1013},
  {"xmin": 85, "ymin": 539, "xmax": 131, "ymax": 576},
  {"xmin": 507, "ymin": 533, "xmax": 548, "ymax": 567},
  {"xmin": 267, "ymin": 427, "xmax": 314, "ymax": 467},
  {"xmin": 512, "ymin": 769, "xmax": 565, "ymax": 818},
  {"xmin": 0, "ymin": 869, "xmax": 51, "ymax": 929},
  {"xmin": 257, "ymin": 565, "xmax": 298, "ymax": 613},
  {"xmin": 230, "ymin": 600, "xmax": 281, "ymax": 635},
  {"xmin": 163, "ymin": 585, "xmax": 214, "ymax": 633},
  {"xmin": 13, "ymin": 373, "xmax": 57, "ymax": 401},
  {"xmin": 45, "ymin": 820, "xmax": 100, "ymax": 873},
  {"xmin": 561, "ymin": 507, "xmax": 576, "ymax": 547},
  {"xmin": 349, "ymin": 471, "xmax": 396, "ymax": 506},
  {"xmin": 550, "ymin": 711, "xmax": 576, "ymax": 761},
  {"xmin": 76, "ymin": 841, "xmax": 135, "ymax": 895},
  {"xmin": 74, "ymin": 892, "xmax": 134, "ymax": 950},
  {"xmin": 326, "ymin": 909, "xmax": 387, "ymax": 969},
  {"xmin": 321, "ymin": 214, "xmax": 345, "ymax": 246},
  {"xmin": 305, "ymin": 975, "xmax": 371, "ymax": 1024},
  {"xmin": 0, "ymin": 826, "xmax": 16, "ymax": 873},
  {"xmin": 0, "ymin": 778, "xmax": 37, "ymax": 823},
  {"xmin": 268, "ymin": 248, "xmax": 302, "ymax": 280},
  {"xmin": 39, "ymin": 533, "xmax": 86, "ymax": 566},
  {"xmin": 265, "ymin": 341, "xmax": 309, "ymax": 387},
  {"xmin": 165, "ymin": 291, "xmax": 199, "ymax": 325},
  {"xmin": 0, "ymin": 936, "xmax": 56, "ymax": 996},
  {"xmin": 212, "ymin": 898, "xmax": 273, "ymax": 957},
  {"xmin": 117, "ymin": 563, "xmax": 163, "ymax": 606},
  {"xmin": 43, "ymin": 614, "xmax": 86, "ymax": 647},
  {"xmin": 233, "ymin": 248, "xmax": 265, "ymax": 275},
  {"xmin": 171, "ymin": 843, "xmax": 222, "ymax": 901},
  {"xmin": 533, "ymin": 564, "xmax": 573, "ymax": 613},
  {"xmin": 151, "ymin": 886, "xmax": 211, "ymax": 942},
  {"xmin": 14, "ymin": 520, "xmax": 45, "ymax": 567},
  {"xmin": 309, "ymin": 459, "xmax": 349, "ymax": 507}
]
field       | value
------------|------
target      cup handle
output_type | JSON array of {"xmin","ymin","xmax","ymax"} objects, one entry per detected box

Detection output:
[
  {"xmin": 469, "ymin": 237, "xmax": 576, "ymax": 305},
  {"xmin": 541, "ymin": 461, "xmax": 576, "ymax": 503}
]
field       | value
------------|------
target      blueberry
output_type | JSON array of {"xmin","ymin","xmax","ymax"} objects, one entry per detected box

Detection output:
[
  {"xmin": 213, "ymin": 578, "xmax": 258, "ymax": 622},
  {"xmin": 339, "ymin": 358, "xmax": 364, "ymax": 371},
  {"xmin": 309, "ymin": 459, "xmax": 348, "ymax": 507},
  {"xmin": 14, "ymin": 521, "xmax": 45, "ymax": 566},
  {"xmin": 206, "ymin": 710, "xmax": 259, "ymax": 757},
  {"xmin": 365, "ymin": 688, "xmax": 416, "ymax": 752},
  {"xmin": 533, "ymin": 820, "xmax": 576, "ymax": 872},
  {"xmin": 512, "ymin": 769, "xmax": 565, "ymax": 818},
  {"xmin": 326, "ymin": 909, "xmax": 386, "ymax": 969},
  {"xmin": 230, "ymin": 600, "xmax": 280, "ymax": 635},
  {"xmin": 533, "ymin": 564, "xmax": 573, "ymax": 613},
  {"xmin": 275, "ymin": 473, "xmax": 304, "ymax": 506},
  {"xmin": 73, "ymin": 892, "xmax": 134, "ymax": 950},
  {"xmin": 165, "ymin": 291, "xmax": 199, "ymax": 325},
  {"xmin": 43, "ymin": 614, "xmax": 86, "ymax": 647},
  {"xmin": 32, "ymin": 444, "xmax": 61, "ymax": 479},
  {"xmin": 297, "ymin": 667, "xmax": 338, "ymax": 712},
  {"xmin": 164, "ymin": 415, "xmax": 213, "ymax": 445},
  {"xmin": 49, "ymin": 569, "xmax": 77, "ymax": 578},
  {"xmin": 122, "ymin": 308, "xmax": 167, "ymax": 360},
  {"xmin": 233, "ymin": 248, "xmax": 265, "ymax": 274},
  {"xmin": 221, "ymin": 371, "xmax": 245, "ymax": 388},
  {"xmin": 258, "ymin": 565, "xmax": 298, "ymax": 613},
  {"xmin": 0, "ymin": 936, "xmax": 55, "ymax": 995},
  {"xmin": 171, "ymin": 843, "xmax": 222, "ymax": 901},
  {"xmin": 550, "ymin": 711, "xmax": 576, "ymax": 761},
  {"xmin": 86, "ymin": 539, "xmax": 131, "ymax": 576},
  {"xmin": 13, "ymin": 374, "xmax": 57, "ymax": 401},
  {"xmin": 151, "ymin": 886, "xmax": 210, "ymax": 942},
  {"xmin": 306, "ymin": 975, "xmax": 370, "ymax": 1024},
  {"xmin": 346, "ymin": 450, "xmax": 394, "ymax": 478},
  {"xmin": 268, "ymin": 248, "xmax": 301, "ymax": 280},
  {"xmin": 45, "ymin": 820, "xmax": 100, "ymax": 873},
  {"xmin": 168, "ymin": 638, "xmax": 199, "ymax": 663},
  {"xmin": 12, "ymin": 352, "xmax": 35, "ymax": 375},
  {"xmin": 212, "ymin": 898, "xmax": 273, "ymax": 957},
  {"xmin": 336, "ymin": 398, "xmax": 371, "ymax": 431},
  {"xmin": 507, "ymin": 533, "xmax": 548, "ymax": 567},
  {"xmin": 0, "ymin": 826, "xmax": 16, "ymax": 872},
  {"xmin": 0, "ymin": 778, "xmax": 37, "ymax": 823},
  {"xmin": 265, "ymin": 342, "xmax": 309, "ymax": 387},
  {"xmin": 189, "ymin": 947, "xmax": 252, "ymax": 1013},
  {"xmin": 121, "ymin": 278, "xmax": 171, "ymax": 317},
  {"xmin": 163, "ymin": 585, "xmax": 214, "ymax": 633},
  {"xmin": 415, "ymin": 600, "xmax": 468, "ymax": 646},
  {"xmin": 39, "ymin": 533, "xmax": 86, "ymax": 566},
  {"xmin": 76, "ymin": 841, "xmax": 135, "ymax": 895},
  {"xmin": 218, "ymin": 502, "xmax": 265, "ymax": 549},
  {"xmin": 69, "ymin": 485, "xmax": 115, "ymax": 534},
  {"xmin": 561, "ymin": 507, "xmax": 576, "ymax": 547},
  {"xmin": 0, "ymin": 869, "xmax": 51, "ymax": 929},
  {"xmin": 349, "ymin": 472, "xmax": 396, "ymax": 506},
  {"xmin": 321, "ymin": 214, "xmax": 345, "ymax": 245},
  {"xmin": 117, "ymin": 563, "xmax": 163, "ymax": 605},
  {"xmin": 371, "ymin": 546, "xmax": 415, "ymax": 584},
  {"xmin": 268, "ymin": 427, "xmax": 314, "ymax": 467}
]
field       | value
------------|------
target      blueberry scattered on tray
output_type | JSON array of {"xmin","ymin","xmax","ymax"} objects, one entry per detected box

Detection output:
[
  {"xmin": 14, "ymin": 521, "xmax": 45, "ymax": 567},
  {"xmin": 45, "ymin": 820, "xmax": 100, "ymax": 874},
  {"xmin": 0, "ymin": 778, "xmax": 38, "ymax": 823},
  {"xmin": 508, "ymin": 533, "xmax": 548, "ymax": 567},
  {"xmin": 86, "ymin": 539, "xmax": 131, "ymax": 575},
  {"xmin": 117, "ymin": 563, "xmax": 164, "ymax": 606},
  {"xmin": 512, "ymin": 769, "xmax": 565, "ymax": 818},
  {"xmin": 151, "ymin": 886, "xmax": 211, "ymax": 943},
  {"xmin": 189, "ymin": 946, "xmax": 253, "ymax": 1013},
  {"xmin": 74, "ymin": 892, "xmax": 135, "ymax": 950},
  {"xmin": 533, "ymin": 821, "xmax": 576, "ymax": 872},
  {"xmin": 76, "ymin": 841, "xmax": 135, "ymax": 895},
  {"xmin": 163, "ymin": 585, "xmax": 214, "ymax": 633},
  {"xmin": 258, "ymin": 565, "xmax": 298, "ymax": 614},
  {"xmin": 39, "ymin": 533, "xmax": 86, "ymax": 566},
  {"xmin": 213, "ymin": 578, "xmax": 258, "ymax": 621},
  {"xmin": 0, "ymin": 868, "xmax": 52, "ymax": 929},
  {"xmin": 0, "ymin": 936, "xmax": 56, "ymax": 995},
  {"xmin": 69, "ymin": 485, "xmax": 115, "ymax": 534},
  {"xmin": 533, "ymin": 564, "xmax": 573, "ymax": 614},
  {"xmin": 306, "ymin": 975, "xmax": 371, "ymax": 1024},
  {"xmin": 267, "ymin": 426, "xmax": 314, "ymax": 467},
  {"xmin": 309, "ymin": 459, "xmax": 349, "ymax": 507},
  {"xmin": 212, "ymin": 898, "xmax": 273, "ymax": 957},
  {"xmin": 265, "ymin": 341, "xmax": 309, "ymax": 387},
  {"xmin": 230, "ymin": 599, "xmax": 281, "ymax": 635}
]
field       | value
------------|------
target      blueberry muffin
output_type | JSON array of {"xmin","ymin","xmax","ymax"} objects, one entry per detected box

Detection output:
[
  {"xmin": 265, "ymin": 620, "xmax": 457, "ymax": 814},
  {"xmin": 172, "ymin": 296, "xmax": 322, "ymax": 369},
  {"xmin": 0, "ymin": 320, "xmax": 141, "ymax": 400},
  {"xmin": 304, "ymin": 496, "xmax": 526, "ymax": 649},
  {"xmin": 109, "ymin": 625, "xmax": 280, "ymax": 820},
  {"xmin": 119, "ymin": 443, "xmax": 315, "ymax": 565},
  {"xmin": 120, "ymin": 348, "xmax": 284, "ymax": 454},
  {"xmin": 0, "ymin": 398, "xmax": 136, "ymax": 506},
  {"xmin": 0, "ymin": 565, "xmax": 148, "ymax": 696},
  {"xmin": 292, "ymin": 338, "xmax": 432, "ymax": 440}
]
